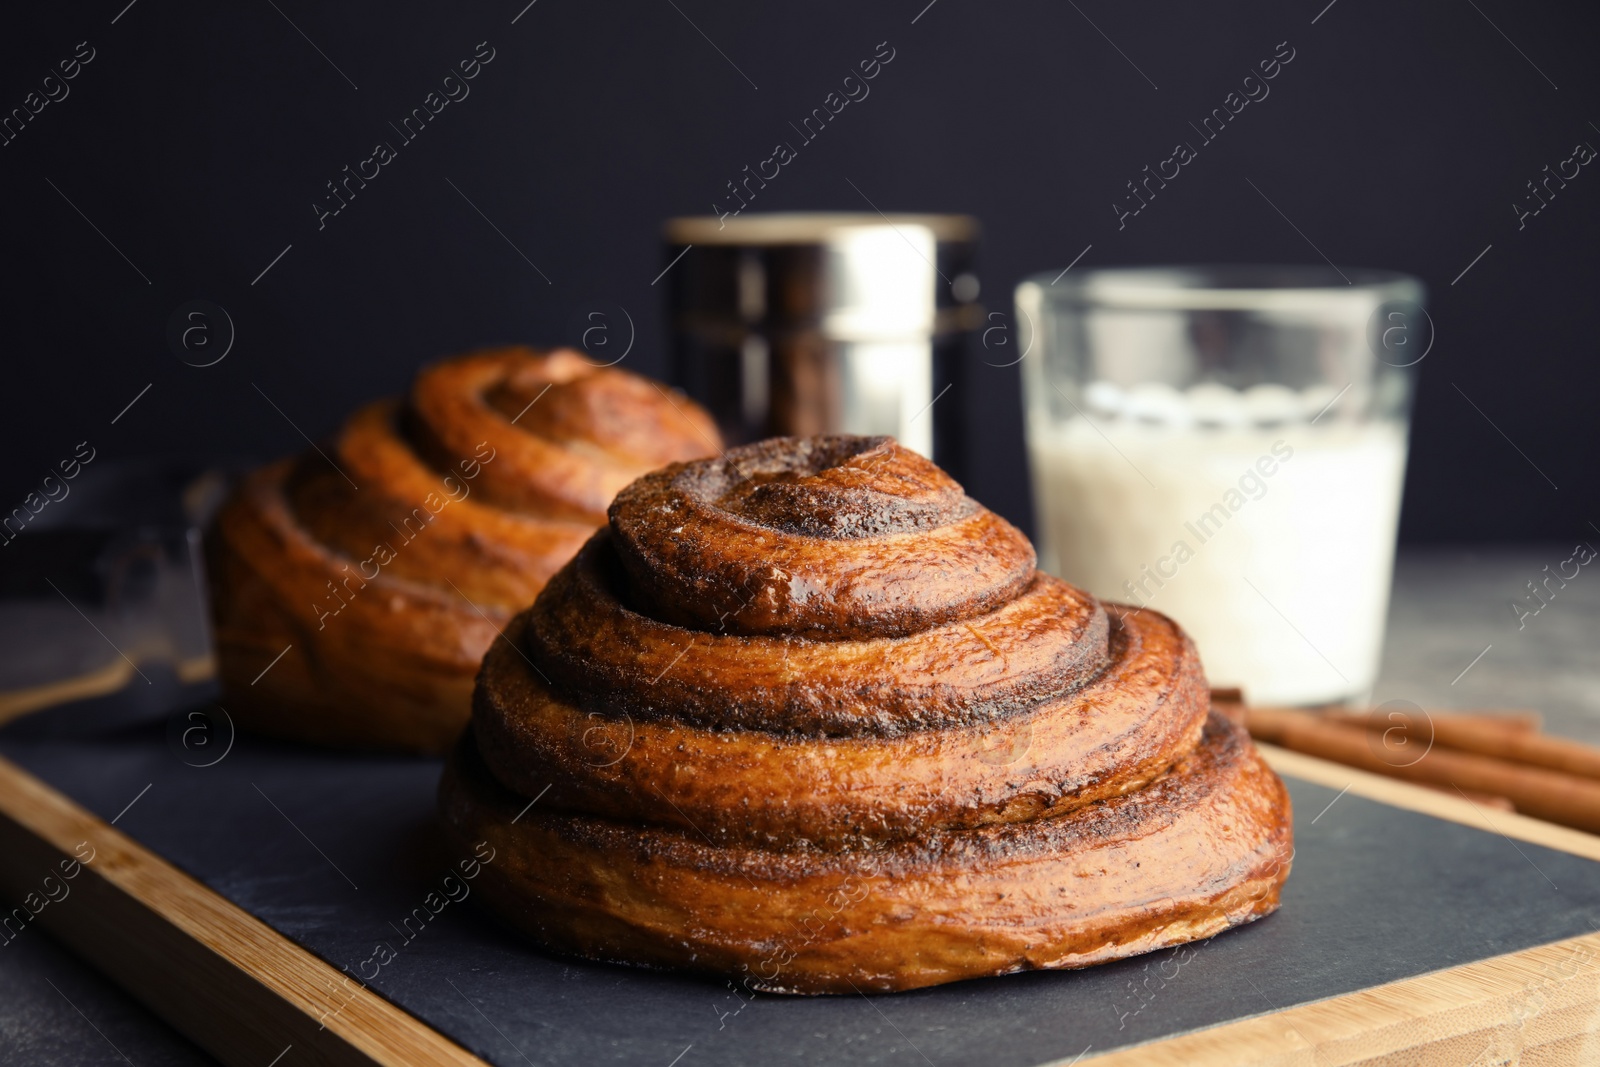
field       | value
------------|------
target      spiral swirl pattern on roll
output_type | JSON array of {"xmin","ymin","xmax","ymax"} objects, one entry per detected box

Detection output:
[
  {"xmin": 444, "ymin": 434, "xmax": 1294, "ymax": 993},
  {"xmin": 206, "ymin": 346, "xmax": 720, "ymax": 752}
]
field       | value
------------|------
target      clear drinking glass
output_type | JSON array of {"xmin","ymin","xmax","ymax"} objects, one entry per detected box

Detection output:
[{"xmin": 1016, "ymin": 266, "xmax": 1425, "ymax": 706}]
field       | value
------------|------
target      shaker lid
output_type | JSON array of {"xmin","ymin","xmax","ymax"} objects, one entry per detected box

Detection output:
[{"xmin": 665, "ymin": 212, "xmax": 978, "ymax": 245}]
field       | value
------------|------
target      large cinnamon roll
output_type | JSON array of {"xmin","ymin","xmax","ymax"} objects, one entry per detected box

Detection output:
[
  {"xmin": 205, "ymin": 346, "xmax": 720, "ymax": 752},
  {"xmin": 441, "ymin": 435, "xmax": 1293, "ymax": 993}
]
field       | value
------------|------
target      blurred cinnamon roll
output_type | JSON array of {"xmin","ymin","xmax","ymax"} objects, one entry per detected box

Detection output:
[
  {"xmin": 205, "ymin": 346, "xmax": 719, "ymax": 752},
  {"xmin": 442, "ymin": 435, "xmax": 1294, "ymax": 994}
]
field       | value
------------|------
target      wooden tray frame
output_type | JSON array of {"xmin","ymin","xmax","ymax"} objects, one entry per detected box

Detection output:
[{"xmin": 1, "ymin": 745, "xmax": 1597, "ymax": 1067}]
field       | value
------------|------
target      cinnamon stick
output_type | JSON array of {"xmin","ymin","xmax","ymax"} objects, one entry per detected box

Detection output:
[
  {"xmin": 1322, "ymin": 708, "xmax": 1543, "ymax": 736},
  {"xmin": 1313, "ymin": 708, "xmax": 1596, "ymax": 779},
  {"xmin": 1245, "ymin": 705, "xmax": 1600, "ymax": 834}
]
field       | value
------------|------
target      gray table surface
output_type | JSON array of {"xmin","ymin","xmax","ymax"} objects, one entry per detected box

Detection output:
[
  {"xmin": 1377, "ymin": 546, "xmax": 1600, "ymax": 745},
  {"xmin": 2, "ymin": 547, "xmax": 1596, "ymax": 1066}
]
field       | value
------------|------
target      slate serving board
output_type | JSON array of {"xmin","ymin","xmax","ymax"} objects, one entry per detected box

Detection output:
[{"xmin": 3, "ymin": 702, "xmax": 1600, "ymax": 1067}]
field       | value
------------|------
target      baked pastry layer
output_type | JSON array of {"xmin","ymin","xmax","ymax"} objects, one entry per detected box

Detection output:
[
  {"xmin": 442, "ymin": 711, "xmax": 1291, "ymax": 994},
  {"xmin": 475, "ymin": 582, "xmax": 1209, "ymax": 846},
  {"xmin": 205, "ymin": 346, "xmax": 718, "ymax": 752}
]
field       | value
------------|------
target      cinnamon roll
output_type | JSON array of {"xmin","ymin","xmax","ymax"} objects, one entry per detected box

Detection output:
[
  {"xmin": 205, "ymin": 346, "xmax": 720, "ymax": 752},
  {"xmin": 441, "ymin": 435, "xmax": 1293, "ymax": 993}
]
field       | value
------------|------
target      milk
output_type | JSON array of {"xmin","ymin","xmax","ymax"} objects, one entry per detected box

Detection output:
[{"xmin": 1027, "ymin": 419, "xmax": 1407, "ymax": 706}]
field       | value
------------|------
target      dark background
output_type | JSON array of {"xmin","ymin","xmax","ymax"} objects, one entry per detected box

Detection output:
[{"xmin": 2, "ymin": 0, "xmax": 1594, "ymax": 544}]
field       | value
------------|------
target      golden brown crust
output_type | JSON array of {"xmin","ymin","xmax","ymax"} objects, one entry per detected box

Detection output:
[
  {"xmin": 450, "ymin": 434, "xmax": 1294, "ymax": 992},
  {"xmin": 608, "ymin": 436, "xmax": 1036, "ymax": 639},
  {"xmin": 205, "ymin": 346, "xmax": 719, "ymax": 752},
  {"xmin": 524, "ymin": 536, "xmax": 1110, "ymax": 735},
  {"xmin": 474, "ymin": 581, "xmax": 1210, "ymax": 846},
  {"xmin": 441, "ymin": 713, "xmax": 1293, "ymax": 994},
  {"xmin": 407, "ymin": 349, "xmax": 718, "ymax": 520}
]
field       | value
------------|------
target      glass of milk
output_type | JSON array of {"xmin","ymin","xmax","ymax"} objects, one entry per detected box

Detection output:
[{"xmin": 1016, "ymin": 266, "xmax": 1425, "ymax": 706}]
